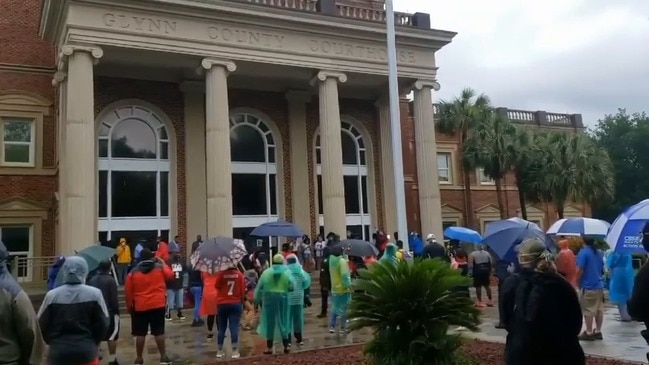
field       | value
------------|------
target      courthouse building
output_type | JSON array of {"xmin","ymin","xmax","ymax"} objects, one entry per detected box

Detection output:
[{"xmin": 0, "ymin": 0, "xmax": 586, "ymax": 283}]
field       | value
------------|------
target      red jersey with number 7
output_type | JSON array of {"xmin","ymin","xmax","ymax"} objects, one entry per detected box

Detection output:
[{"xmin": 214, "ymin": 269, "xmax": 246, "ymax": 304}]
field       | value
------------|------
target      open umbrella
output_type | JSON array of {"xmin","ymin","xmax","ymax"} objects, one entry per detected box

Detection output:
[
  {"xmin": 190, "ymin": 236, "xmax": 248, "ymax": 274},
  {"xmin": 546, "ymin": 217, "xmax": 610, "ymax": 238},
  {"xmin": 76, "ymin": 245, "xmax": 116, "ymax": 272},
  {"xmin": 250, "ymin": 220, "xmax": 304, "ymax": 238},
  {"xmin": 483, "ymin": 218, "xmax": 545, "ymax": 259},
  {"xmin": 334, "ymin": 239, "xmax": 379, "ymax": 257},
  {"xmin": 606, "ymin": 199, "xmax": 649, "ymax": 254},
  {"xmin": 443, "ymin": 226, "xmax": 482, "ymax": 244}
]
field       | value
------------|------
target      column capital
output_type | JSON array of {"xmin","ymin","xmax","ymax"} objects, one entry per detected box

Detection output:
[
  {"xmin": 52, "ymin": 71, "xmax": 67, "ymax": 87},
  {"xmin": 285, "ymin": 90, "xmax": 311, "ymax": 103},
  {"xmin": 199, "ymin": 58, "xmax": 237, "ymax": 73},
  {"xmin": 179, "ymin": 81, "xmax": 205, "ymax": 94},
  {"xmin": 310, "ymin": 70, "xmax": 347, "ymax": 86},
  {"xmin": 61, "ymin": 45, "xmax": 104, "ymax": 64},
  {"xmin": 413, "ymin": 79, "xmax": 441, "ymax": 92}
]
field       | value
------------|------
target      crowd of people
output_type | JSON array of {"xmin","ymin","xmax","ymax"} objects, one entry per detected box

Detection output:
[{"xmin": 4, "ymin": 228, "xmax": 649, "ymax": 365}]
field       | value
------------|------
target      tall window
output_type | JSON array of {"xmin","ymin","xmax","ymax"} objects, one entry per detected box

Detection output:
[
  {"xmin": 437, "ymin": 153, "xmax": 452, "ymax": 184},
  {"xmin": 1, "ymin": 118, "xmax": 35, "ymax": 166},
  {"xmin": 315, "ymin": 121, "xmax": 371, "ymax": 240},
  {"xmin": 0, "ymin": 225, "xmax": 32, "ymax": 281},
  {"xmin": 477, "ymin": 167, "xmax": 495, "ymax": 185},
  {"xmin": 97, "ymin": 105, "xmax": 171, "ymax": 246},
  {"xmin": 230, "ymin": 112, "xmax": 279, "ymax": 250}
]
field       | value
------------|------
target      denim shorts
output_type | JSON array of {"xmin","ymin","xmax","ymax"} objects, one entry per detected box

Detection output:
[{"xmin": 166, "ymin": 289, "xmax": 184, "ymax": 310}]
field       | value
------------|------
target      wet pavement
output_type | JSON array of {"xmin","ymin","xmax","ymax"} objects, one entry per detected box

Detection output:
[{"xmin": 98, "ymin": 300, "xmax": 648, "ymax": 364}]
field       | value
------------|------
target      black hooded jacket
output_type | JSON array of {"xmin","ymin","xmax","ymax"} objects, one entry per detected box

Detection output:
[
  {"xmin": 500, "ymin": 269, "xmax": 585, "ymax": 365},
  {"xmin": 629, "ymin": 262, "xmax": 649, "ymax": 322}
]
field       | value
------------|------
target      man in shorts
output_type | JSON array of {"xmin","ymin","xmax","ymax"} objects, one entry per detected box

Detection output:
[
  {"xmin": 577, "ymin": 238, "xmax": 605, "ymax": 341},
  {"xmin": 469, "ymin": 244, "xmax": 494, "ymax": 307},
  {"xmin": 125, "ymin": 249, "xmax": 174, "ymax": 365},
  {"xmin": 88, "ymin": 260, "xmax": 120, "ymax": 365}
]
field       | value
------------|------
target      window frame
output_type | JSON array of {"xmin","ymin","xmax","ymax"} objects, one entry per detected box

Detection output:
[
  {"xmin": 477, "ymin": 167, "xmax": 495, "ymax": 186},
  {"xmin": 437, "ymin": 152, "xmax": 452, "ymax": 184},
  {"xmin": 0, "ymin": 114, "xmax": 37, "ymax": 167},
  {"xmin": 0, "ymin": 223, "xmax": 34, "ymax": 282}
]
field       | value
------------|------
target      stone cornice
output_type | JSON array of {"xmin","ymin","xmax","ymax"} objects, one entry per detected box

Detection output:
[{"xmin": 310, "ymin": 71, "xmax": 347, "ymax": 86}]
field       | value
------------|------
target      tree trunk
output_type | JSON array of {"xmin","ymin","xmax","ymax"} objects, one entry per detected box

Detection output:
[
  {"xmin": 459, "ymin": 133, "xmax": 475, "ymax": 229},
  {"xmin": 557, "ymin": 205, "xmax": 565, "ymax": 219},
  {"xmin": 516, "ymin": 184, "xmax": 528, "ymax": 220},
  {"xmin": 495, "ymin": 178, "xmax": 506, "ymax": 219}
]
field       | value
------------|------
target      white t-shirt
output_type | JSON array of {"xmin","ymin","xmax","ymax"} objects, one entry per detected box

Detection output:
[{"xmin": 314, "ymin": 241, "xmax": 325, "ymax": 257}]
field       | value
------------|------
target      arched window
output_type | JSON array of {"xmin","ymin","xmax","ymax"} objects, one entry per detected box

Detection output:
[
  {"xmin": 315, "ymin": 121, "xmax": 371, "ymax": 240},
  {"xmin": 230, "ymin": 112, "xmax": 278, "ymax": 241},
  {"xmin": 97, "ymin": 105, "xmax": 171, "ymax": 246}
]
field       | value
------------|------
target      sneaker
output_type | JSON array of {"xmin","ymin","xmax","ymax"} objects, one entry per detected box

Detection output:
[
  {"xmin": 578, "ymin": 332, "xmax": 596, "ymax": 341},
  {"xmin": 216, "ymin": 350, "xmax": 224, "ymax": 359},
  {"xmin": 328, "ymin": 328, "xmax": 335, "ymax": 333},
  {"xmin": 593, "ymin": 332, "xmax": 603, "ymax": 340},
  {"xmin": 475, "ymin": 301, "xmax": 486, "ymax": 308},
  {"xmin": 178, "ymin": 315, "xmax": 186, "ymax": 320},
  {"xmin": 206, "ymin": 333, "xmax": 214, "ymax": 341},
  {"xmin": 160, "ymin": 355, "xmax": 172, "ymax": 365},
  {"xmin": 108, "ymin": 360, "xmax": 120, "ymax": 365},
  {"xmin": 165, "ymin": 314, "xmax": 172, "ymax": 321},
  {"xmin": 191, "ymin": 320, "xmax": 202, "ymax": 327},
  {"xmin": 133, "ymin": 360, "xmax": 144, "ymax": 365},
  {"xmin": 231, "ymin": 350, "xmax": 241, "ymax": 359},
  {"xmin": 456, "ymin": 326, "xmax": 468, "ymax": 331}
]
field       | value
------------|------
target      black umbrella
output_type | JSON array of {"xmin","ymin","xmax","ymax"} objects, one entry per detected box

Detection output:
[
  {"xmin": 190, "ymin": 236, "xmax": 247, "ymax": 274},
  {"xmin": 334, "ymin": 239, "xmax": 379, "ymax": 257}
]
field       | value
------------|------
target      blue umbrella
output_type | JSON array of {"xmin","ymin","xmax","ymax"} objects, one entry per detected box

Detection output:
[
  {"xmin": 443, "ymin": 226, "xmax": 482, "ymax": 244},
  {"xmin": 546, "ymin": 217, "xmax": 610, "ymax": 238},
  {"xmin": 606, "ymin": 199, "xmax": 649, "ymax": 254},
  {"xmin": 250, "ymin": 220, "xmax": 304, "ymax": 238},
  {"xmin": 482, "ymin": 218, "xmax": 545, "ymax": 259}
]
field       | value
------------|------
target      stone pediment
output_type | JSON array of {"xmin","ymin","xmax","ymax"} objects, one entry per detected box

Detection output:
[
  {"xmin": 525, "ymin": 205, "xmax": 544, "ymax": 215},
  {"xmin": 475, "ymin": 204, "xmax": 500, "ymax": 214},
  {"xmin": 0, "ymin": 92, "xmax": 52, "ymax": 114},
  {"xmin": 441, "ymin": 203, "xmax": 463, "ymax": 214},
  {"xmin": 563, "ymin": 205, "xmax": 583, "ymax": 217},
  {"xmin": 0, "ymin": 198, "xmax": 47, "ymax": 218}
]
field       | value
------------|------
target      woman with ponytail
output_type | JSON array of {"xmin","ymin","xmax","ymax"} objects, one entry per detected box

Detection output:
[{"xmin": 500, "ymin": 238, "xmax": 585, "ymax": 365}]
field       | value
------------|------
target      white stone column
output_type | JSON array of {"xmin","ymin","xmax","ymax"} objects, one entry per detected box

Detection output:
[
  {"xmin": 376, "ymin": 98, "xmax": 397, "ymax": 235},
  {"xmin": 201, "ymin": 58, "xmax": 236, "ymax": 237},
  {"xmin": 311, "ymin": 71, "xmax": 347, "ymax": 238},
  {"xmin": 181, "ymin": 81, "xmax": 207, "ymax": 250},
  {"xmin": 285, "ymin": 90, "xmax": 312, "ymax": 235},
  {"xmin": 412, "ymin": 80, "xmax": 443, "ymax": 239},
  {"xmin": 60, "ymin": 45, "xmax": 103, "ymax": 255}
]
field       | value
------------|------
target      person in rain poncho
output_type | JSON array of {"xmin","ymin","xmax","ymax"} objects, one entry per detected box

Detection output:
[
  {"xmin": 38, "ymin": 256, "xmax": 109, "ymax": 365},
  {"xmin": 379, "ymin": 243, "xmax": 399, "ymax": 266},
  {"xmin": 285, "ymin": 254, "xmax": 311, "ymax": 345},
  {"xmin": 606, "ymin": 251, "xmax": 635, "ymax": 322},
  {"xmin": 254, "ymin": 254, "xmax": 294, "ymax": 355},
  {"xmin": 328, "ymin": 245, "xmax": 352, "ymax": 333}
]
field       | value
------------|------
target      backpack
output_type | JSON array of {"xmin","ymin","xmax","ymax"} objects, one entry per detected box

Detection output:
[{"xmin": 512, "ymin": 276, "xmax": 557, "ymax": 344}]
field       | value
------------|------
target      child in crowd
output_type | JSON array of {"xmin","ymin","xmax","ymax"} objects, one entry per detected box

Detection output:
[{"xmin": 242, "ymin": 270, "xmax": 259, "ymax": 330}]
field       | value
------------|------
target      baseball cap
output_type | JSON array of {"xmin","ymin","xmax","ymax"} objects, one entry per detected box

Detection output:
[{"xmin": 426, "ymin": 233, "xmax": 436, "ymax": 240}]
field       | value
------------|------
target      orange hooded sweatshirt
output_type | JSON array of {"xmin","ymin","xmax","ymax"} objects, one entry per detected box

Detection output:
[{"xmin": 555, "ymin": 239, "xmax": 577, "ymax": 287}]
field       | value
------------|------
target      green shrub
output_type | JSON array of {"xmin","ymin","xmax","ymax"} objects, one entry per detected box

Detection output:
[{"xmin": 348, "ymin": 259, "xmax": 481, "ymax": 365}]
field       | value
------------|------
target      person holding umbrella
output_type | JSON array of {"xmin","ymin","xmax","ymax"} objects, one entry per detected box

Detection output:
[{"xmin": 255, "ymin": 254, "xmax": 294, "ymax": 354}]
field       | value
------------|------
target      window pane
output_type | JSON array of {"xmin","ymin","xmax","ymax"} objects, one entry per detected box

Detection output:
[
  {"xmin": 4, "ymin": 144, "xmax": 30, "ymax": 163},
  {"xmin": 437, "ymin": 153, "xmax": 450, "ymax": 182},
  {"xmin": 160, "ymin": 172, "xmax": 169, "ymax": 217},
  {"xmin": 110, "ymin": 231, "xmax": 157, "ymax": 250},
  {"xmin": 111, "ymin": 118, "xmax": 157, "ymax": 159},
  {"xmin": 268, "ymin": 147, "xmax": 275, "ymax": 163},
  {"xmin": 269, "ymin": 174, "xmax": 277, "ymax": 215},
  {"xmin": 442, "ymin": 221, "xmax": 456, "ymax": 231},
  {"xmin": 317, "ymin": 175, "xmax": 323, "ymax": 215},
  {"xmin": 160, "ymin": 230, "xmax": 169, "ymax": 243},
  {"xmin": 111, "ymin": 171, "xmax": 157, "ymax": 217},
  {"xmin": 359, "ymin": 150, "xmax": 366, "ymax": 165},
  {"xmin": 230, "ymin": 125, "xmax": 265, "ymax": 162},
  {"xmin": 344, "ymin": 175, "xmax": 360, "ymax": 214},
  {"xmin": 98, "ymin": 231, "xmax": 109, "ymax": 246},
  {"xmin": 363, "ymin": 225, "xmax": 370, "ymax": 241},
  {"xmin": 3, "ymin": 120, "xmax": 31, "ymax": 142},
  {"xmin": 99, "ymin": 171, "xmax": 107, "ymax": 218},
  {"xmin": 341, "ymin": 132, "xmax": 357, "ymax": 165},
  {"xmin": 0, "ymin": 226, "xmax": 30, "ymax": 252},
  {"xmin": 232, "ymin": 174, "xmax": 267, "ymax": 215},
  {"xmin": 316, "ymin": 148, "xmax": 321, "ymax": 165},
  {"xmin": 98, "ymin": 139, "xmax": 108, "ymax": 157},
  {"xmin": 160, "ymin": 142, "xmax": 168, "ymax": 160},
  {"xmin": 361, "ymin": 176, "xmax": 368, "ymax": 214},
  {"xmin": 346, "ymin": 225, "xmax": 362, "ymax": 239},
  {"xmin": 158, "ymin": 127, "xmax": 168, "ymax": 140}
]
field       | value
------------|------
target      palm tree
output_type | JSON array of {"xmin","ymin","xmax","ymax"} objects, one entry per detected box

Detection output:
[
  {"xmin": 524, "ymin": 132, "xmax": 614, "ymax": 218},
  {"xmin": 463, "ymin": 113, "xmax": 517, "ymax": 218},
  {"xmin": 510, "ymin": 127, "xmax": 536, "ymax": 220},
  {"xmin": 437, "ymin": 88, "xmax": 491, "ymax": 228}
]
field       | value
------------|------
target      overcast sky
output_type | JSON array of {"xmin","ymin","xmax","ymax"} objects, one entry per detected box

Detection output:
[{"xmin": 395, "ymin": 0, "xmax": 649, "ymax": 126}]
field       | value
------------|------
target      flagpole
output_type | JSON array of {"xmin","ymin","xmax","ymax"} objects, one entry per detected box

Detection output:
[{"xmin": 385, "ymin": 0, "xmax": 409, "ymax": 252}]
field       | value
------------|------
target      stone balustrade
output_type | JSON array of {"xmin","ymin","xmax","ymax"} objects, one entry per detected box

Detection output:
[
  {"xmin": 235, "ymin": 0, "xmax": 430, "ymax": 28},
  {"xmin": 431, "ymin": 104, "xmax": 584, "ymax": 129}
]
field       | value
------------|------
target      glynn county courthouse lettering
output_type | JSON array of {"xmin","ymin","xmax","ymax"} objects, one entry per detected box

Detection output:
[{"xmin": 101, "ymin": 12, "xmax": 417, "ymax": 63}]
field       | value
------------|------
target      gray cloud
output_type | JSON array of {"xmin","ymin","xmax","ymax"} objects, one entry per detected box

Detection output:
[{"xmin": 431, "ymin": 1, "xmax": 649, "ymax": 125}]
